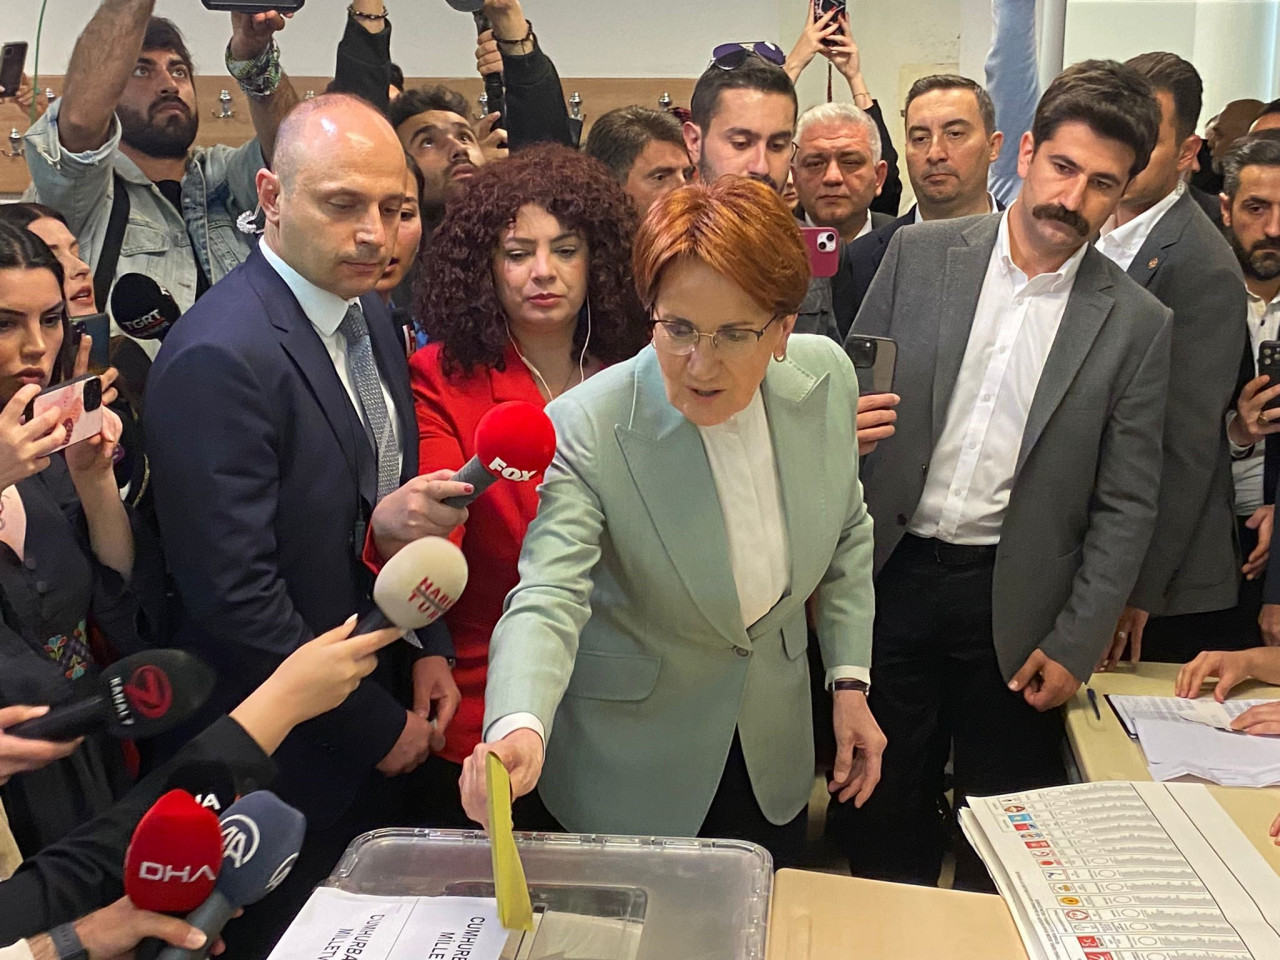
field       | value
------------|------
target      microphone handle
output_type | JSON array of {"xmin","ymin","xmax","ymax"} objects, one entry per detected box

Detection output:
[
  {"xmin": 472, "ymin": 10, "xmax": 506, "ymax": 125},
  {"xmin": 353, "ymin": 608, "xmax": 392, "ymax": 637},
  {"xmin": 442, "ymin": 456, "xmax": 500, "ymax": 508},
  {"xmin": 8, "ymin": 696, "xmax": 106, "ymax": 740},
  {"xmin": 155, "ymin": 891, "xmax": 237, "ymax": 960}
]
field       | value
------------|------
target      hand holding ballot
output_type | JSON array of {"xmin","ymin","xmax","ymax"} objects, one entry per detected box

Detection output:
[{"xmin": 460, "ymin": 729, "xmax": 544, "ymax": 829}]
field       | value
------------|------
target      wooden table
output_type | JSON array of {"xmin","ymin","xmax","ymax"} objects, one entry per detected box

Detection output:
[
  {"xmin": 766, "ymin": 869, "xmax": 1026, "ymax": 960},
  {"xmin": 1063, "ymin": 661, "xmax": 1280, "ymax": 871}
]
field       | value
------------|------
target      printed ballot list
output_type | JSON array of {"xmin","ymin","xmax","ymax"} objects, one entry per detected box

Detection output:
[
  {"xmin": 959, "ymin": 781, "xmax": 1280, "ymax": 960},
  {"xmin": 266, "ymin": 889, "xmax": 507, "ymax": 960}
]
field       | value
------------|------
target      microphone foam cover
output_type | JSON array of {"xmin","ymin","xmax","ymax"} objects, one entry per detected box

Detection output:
[
  {"xmin": 110, "ymin": 273, "xmax": 182, "ymax": 339},
  {"xmin": 372, "ymin": 537, "xmax": 469, "ymax": 630},
  {"xmin": 473, "ymin": 401, "xmax": 557, "ymax": 477},
  {"xmin": 163, "ymin": 760, "xmax": 238, "ymax": 818},
  {"xmin": 102, "ymin": 649, "xmax": 217, "ymax": 739},
  {"xmin": 215, "ymin": 792, "xmax": 307, "ymax": 908},
  {"xmin": 125, "ymin": 790, "xmax": 223, "ymax": 913}
]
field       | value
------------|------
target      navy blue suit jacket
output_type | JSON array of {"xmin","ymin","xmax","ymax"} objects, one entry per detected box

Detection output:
[{"xmin": 145, "ymin": 246, "xmax": 447, "ymax": 828}]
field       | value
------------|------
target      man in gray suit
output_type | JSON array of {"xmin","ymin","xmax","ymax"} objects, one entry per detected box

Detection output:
[
  {"xmin": 841, "ymin": 60, "xmax": 1172, "ymax": 887},
  {"xmin": 1096, "ymin": 53, "xmax": 1247, "ymax": 668}
]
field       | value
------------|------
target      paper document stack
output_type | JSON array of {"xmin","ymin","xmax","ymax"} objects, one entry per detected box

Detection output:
[
  {"xmin": 1108, "ymin": 695, "xmax": 1280, "ymax": 786},
  {"xmin": 960, "ymin": 781, "xmax": 1280, "ymax": 960}
]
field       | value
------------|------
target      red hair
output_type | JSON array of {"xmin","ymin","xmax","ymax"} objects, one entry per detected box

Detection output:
[{"xmin": 632, "ymin": 177, "xmax": 810, "ymax": 317}]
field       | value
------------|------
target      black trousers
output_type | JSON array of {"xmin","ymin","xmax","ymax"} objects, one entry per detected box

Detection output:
[
  {"xmin": 1140, "ymin": 516, "xmax": 1259, "ymax": 663},
  {"xmin": 519, "ymin": 733, "xmax": 808, "ymax": 869},
  {"xmin": 834, "ymin": 534, "xmax": 1066, "ymax": 889}
]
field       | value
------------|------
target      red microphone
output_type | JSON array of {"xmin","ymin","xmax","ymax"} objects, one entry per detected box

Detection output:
[
  {"xmin": 124, "ymin": 789, "xmax": 224, "ymax": 914},
  {"xmin": 442, "ymin": 401, "xmax": 556, "ymax": 508}
]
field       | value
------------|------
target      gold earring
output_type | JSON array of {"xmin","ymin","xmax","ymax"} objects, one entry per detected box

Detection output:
[{"xmin": 773, "ymin": 350, "xmax": 786, "ymax": 362}]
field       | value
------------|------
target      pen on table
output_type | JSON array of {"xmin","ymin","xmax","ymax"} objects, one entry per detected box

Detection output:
[{"xmin": 1086, "ymin": 686, "xmax": 1101, "ymax": 720}]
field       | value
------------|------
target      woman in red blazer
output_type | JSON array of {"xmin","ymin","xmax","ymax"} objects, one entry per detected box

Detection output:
[{"xmin": 408, "ymin": 145, "xmax": 648, "ymax": 824}]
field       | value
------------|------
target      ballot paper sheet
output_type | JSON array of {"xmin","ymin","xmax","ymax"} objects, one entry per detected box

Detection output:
[
  {"xmin": 266, "ymin": 889, "xmax": 506, "ymax": 960},
  {"xmin": 960, "ymin": 781, "xmax": 1280, "ymax": 960},
  {"xmin": 1106, "ymin": 696, "xmax": 1280, "ymax": 786}
]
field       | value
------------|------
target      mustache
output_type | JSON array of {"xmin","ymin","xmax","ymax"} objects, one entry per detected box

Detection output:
[
  {"xmin": 1031, "ymin": 203, "xmax": 1090, "ymax": 238},
  {"xmin": 1249, "ymin": 238, "xmax": 1280, "ymax": 255},
  {"xmin": 149, "ymin": 95, "xmax": 189, "ymax": 119}
]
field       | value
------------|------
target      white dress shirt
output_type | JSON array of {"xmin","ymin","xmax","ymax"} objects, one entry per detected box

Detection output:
[
  {"xmin": 486, "ymin": 389, "xmax": 869, "ymax": 747},
  {"xmin": 909, "ymin": 212, "xmax": 1087, "ymax": 544},
  {"xmin": 1231, "ymin": 288, "xmax": 1280, "ymax": 514},
  {"xmin": 1096, "ymin": 181, "xmax": 1184, "ymax": 272},
  {"xmin": 913, "ymin": 192, "xmax": 999, "ymax": 223},
  {"xmin": 260, "ymin": 240, "xmax": 402, "ymax": 471}
]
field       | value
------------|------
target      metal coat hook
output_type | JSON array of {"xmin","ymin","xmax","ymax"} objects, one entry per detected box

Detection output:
[
  {"xmin": 659, "ymin": 91, "xmax": 672, "ymax": 111},
  {"xmin": 4, "ymin": 128, "xmax": 23, "ymax": 159},
  {"xmin": 478, "ymin": 90, "xmax": 490, "ymax": 118},
  {"xmin": 569, "ymin": 91, "xmax": 582, "ymax": 120},
  {"xmin": 212, "ymin": 90, "xmax": 235, "ymax": 119}
]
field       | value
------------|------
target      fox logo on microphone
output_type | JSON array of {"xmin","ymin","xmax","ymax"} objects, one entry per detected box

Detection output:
[{"xmin": 486, "ymin": 456, "xmax": 537, "ymax": 482}]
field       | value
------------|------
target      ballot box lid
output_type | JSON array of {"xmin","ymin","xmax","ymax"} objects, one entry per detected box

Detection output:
[{"xmin": 327, "ymin": 828, "xmax": 772, "ymax": 959}]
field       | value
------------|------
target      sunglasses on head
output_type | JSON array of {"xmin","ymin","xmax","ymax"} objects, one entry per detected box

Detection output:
[{"xmin": 710, "ymin": 42, "xmax": 787, "ymax": 71}]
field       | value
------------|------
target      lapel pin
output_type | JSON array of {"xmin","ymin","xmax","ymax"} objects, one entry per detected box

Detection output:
[{"xmin": 1148, "ymin": 257, "xmax": 1159, "ymax": 269}]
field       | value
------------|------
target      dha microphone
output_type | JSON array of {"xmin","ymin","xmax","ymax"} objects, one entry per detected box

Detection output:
[
  {"xmin": 8, "ymin": 649, "xmax": 216, "ymax": 742},
  {"xmin": 354, "ymin": 536, "xmax": 469, "ymax": 639},
  {"xmin": 156, "ymin": 791, "xmax": 307, "ymax": 960},
  {"xmin": 125, "ymin": 790, "xmax": 224, "ymax": 914},
  {"xmin": 110, "ymin": 273, "xmax": 182, "ymax": 341},
  {"xmin": 442, "ymin": 401, "xmax": 556, "ymax": 508}
]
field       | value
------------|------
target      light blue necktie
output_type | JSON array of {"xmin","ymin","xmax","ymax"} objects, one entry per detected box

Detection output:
[{"xmin": 339, "ymin": 303, "xmax": 399, "ymax": 502}]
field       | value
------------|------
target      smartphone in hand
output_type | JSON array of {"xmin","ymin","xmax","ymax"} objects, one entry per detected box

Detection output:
[
  {"xmin": 25, "ymin": 374, "xmax": 104, "ymax": 454},
  {"xmin": 199, "ymin": 1, "xmax": 305, "ymax": 11},
  {"xmin": 0, "ymin": 42, "xmax": 27, "ymax": 98},
  {"xmin": 802, "ymin": 227, "xmax": 841, "ymax": 279},
  {"xmin": 814, "ymin": 0, "xmax": 846, "ymax": 43},
  {"xmin": 846, "ymin": 335, "xmax": 897, "ymax": 395}
]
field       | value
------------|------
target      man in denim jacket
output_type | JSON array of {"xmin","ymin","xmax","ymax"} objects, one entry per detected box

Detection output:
[{"xmin": 24, "ymin": 1, "xmax": 300, "ymax": 354}]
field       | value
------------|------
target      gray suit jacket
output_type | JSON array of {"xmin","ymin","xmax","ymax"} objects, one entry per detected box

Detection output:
[
  {"xmin": 796, "ymin": 210, "xmax": 895, "ymax": 339},
  {"xmin": 850, "ymin": 214, "xmax": 1174, "ymax": 682},
  {"xmin": 1124, "ymin": 190, "xmax": 1247, "ymax": 617}
]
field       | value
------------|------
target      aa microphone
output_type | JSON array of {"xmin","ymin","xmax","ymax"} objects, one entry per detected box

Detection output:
[
  {"xmin": 110, "ymin": 273, "xmax": 182, "ymax": 341},
  {"xmin": 125, "ymin": 790, "xmax": 224, "ymax": 914},
  {"xmin": 156, "ymin": 791, "xmax": 307, "ymax": 960},
  {"xmin": 443, "ymin": 401, "xmax": 556, "ymax": 508},
  {"xmin": 8, "ymin": 649, "xmax": 216, "ymax": 742},
  {"xmin": 354, "ymin": 536, "xmax": 469, "ymax": 639}
]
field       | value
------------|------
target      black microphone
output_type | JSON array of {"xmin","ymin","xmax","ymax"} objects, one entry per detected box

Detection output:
[
  {"xmin": 163, "ymin": 760, "xmax": 239, "ymax": 817},
  {"xmin": 110, "ymin": 273, "xmax": 182, "ymax": 341},
  {"xmin": 155, "ymin": 791, "xmax": 307, "ymax": 960},
  {"xmin": 445, "ymin": 0, "xmax": 505, "ymax": 127},
  {"xmin": 8, "ymin": 649, "xmax": 216, "ymax": 742}
]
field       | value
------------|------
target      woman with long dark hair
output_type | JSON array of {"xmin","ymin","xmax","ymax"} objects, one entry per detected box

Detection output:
[{"xmin": 406, "ymin": 144, "xmax": 648, "ymax": 823}]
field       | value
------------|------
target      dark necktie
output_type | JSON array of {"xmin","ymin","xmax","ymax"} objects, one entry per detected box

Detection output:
[{"xmin": 339, "ymin": 303, "xmax": 399, "ymax": 502}]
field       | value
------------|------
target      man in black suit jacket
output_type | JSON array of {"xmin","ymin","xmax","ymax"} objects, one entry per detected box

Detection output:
[
  {"xmin": 145, "ymin": 94, "xmax": 466, "ymax": 956},
  {"xmin": 1096, "ymin": 53, "xmax": 1247, "ymax": 669}
]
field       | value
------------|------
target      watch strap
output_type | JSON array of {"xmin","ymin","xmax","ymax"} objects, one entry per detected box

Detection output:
[
  {"xmin": 832, "ymin": 678, "xmax": 869, "ymax": 694},
  {"xmin": 47, "ymin": 925, "xmax": 87, "ymax": 960}
]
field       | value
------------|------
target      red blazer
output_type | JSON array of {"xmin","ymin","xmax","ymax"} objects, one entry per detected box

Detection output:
[{"xmin": 410, "ymin": 341, "xmax": 547, "ymax": 765}]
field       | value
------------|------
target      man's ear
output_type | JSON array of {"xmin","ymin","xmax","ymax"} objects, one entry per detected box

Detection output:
[
  {"xmin": 989, "ymin": 130, "xmax": 1005, "ymax": 163},
  {"xmin": 1016, "ymin": 130, "xmax": 1036, "ymax": 180},
  {"xmin": 683, "ymin": 121, "xmax": 703, "ymax": 167},
  {"xmin": 1176, "ymin": 133, "xmax": 1202, "ymax": 176},
  {"xmin": 257, "ymin": 169, "xmax": 283, "ymax": 225}
]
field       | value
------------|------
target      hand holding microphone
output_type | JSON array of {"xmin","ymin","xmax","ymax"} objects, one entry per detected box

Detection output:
[
  {"xmin": 7, "ymin": 649, "xmax": 216, "ymax": 742},
  {"xmin": 156, "ymin": 791, "xmax": 307, "ymax": 960},
  {"xmin": 125, "ymin": 790, "xmax": 224, "ymax": 914},
  {"xmin": 0, "ymin": 705, "xmax": 81, "ymax": 784},
  {"xmin": 443, "ymin": 401, "xmax": 556, "ymax": 508}
]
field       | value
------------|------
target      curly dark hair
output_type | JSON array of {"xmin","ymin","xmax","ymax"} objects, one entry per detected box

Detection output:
[{"xmin": 417, "ymin": 144, "xmax": 648, "ymax": 376}]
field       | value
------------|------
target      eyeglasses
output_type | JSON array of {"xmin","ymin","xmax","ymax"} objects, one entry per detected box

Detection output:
[
  {"xmin": 710, "ymin": 42, "xmax": 787, "ymax": 71},
  {"xmin": 651, "ymin": 315, "xmax": 780, "ymax": 357}
]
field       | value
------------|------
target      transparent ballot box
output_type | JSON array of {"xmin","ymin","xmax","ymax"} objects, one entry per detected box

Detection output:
[{"xmin": 325, "ymin": 829, "xmax": 773, "ymax": 960}]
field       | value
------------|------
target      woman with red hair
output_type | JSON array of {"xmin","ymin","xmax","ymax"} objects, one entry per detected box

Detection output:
[
  {"xmin": 459, "ymin": 176, "xmax": 885, "ymax": 865},
  {"xmin": 408, "ymin": 144, "xmax": 648, "ymax": 823}
]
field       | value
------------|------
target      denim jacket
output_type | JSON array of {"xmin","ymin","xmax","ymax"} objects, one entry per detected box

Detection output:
[{"xmin": 24, "ymin": 99, "xmax": 263, "ymax": 348}]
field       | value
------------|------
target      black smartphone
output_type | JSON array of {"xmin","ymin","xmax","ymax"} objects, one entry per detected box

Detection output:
[
  {"xmin": 73, "ymin": 313, "xmax": 111, "ymax": 374},
  {"xmin": 846, "ymin": 335, "xmax": 897, "ymax": 395},
  {"xmin": 0, "ymin": 42, "xmax": 27, "ymax": 99},
  {"xmin": 1259, "ymin": 340, "xmax": 1280, "ymax": 410},
  {"xmin": 199, "ymin": 1, "xmax": 306, "ymax": 11},
  {"xmin": 815, "ymin": 0, "xmax": 846, "ymax": 42}
]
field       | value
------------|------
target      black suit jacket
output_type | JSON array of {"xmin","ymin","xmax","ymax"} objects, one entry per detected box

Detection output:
[
  {"xmin": 144, "ymin": 247, "xmax": 446, "ymax": 829},
  {"xmin": 1121, "ymin": 191, "xmax": 1247, "ymax": 617},
  {"xmin": 836, "ymin": 209, "xmax": 913, "ymax": 339}
]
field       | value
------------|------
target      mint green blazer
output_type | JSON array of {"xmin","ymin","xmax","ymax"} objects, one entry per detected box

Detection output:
[{"xmin": 483, "ymin": 334, "xmax": 875, "ymax": 837}]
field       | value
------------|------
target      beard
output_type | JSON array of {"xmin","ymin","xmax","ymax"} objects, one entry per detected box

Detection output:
[
  {"xmin": 1228, "ymin": 230, "xmax": 1280, "ymax": 281},
  {"xmin": 118, "ymin": 97, "xmax": 198, "ymax": 159},
  {"xmin": 699, "ymin": 155, "xmax": 780, "ymax": 193}
]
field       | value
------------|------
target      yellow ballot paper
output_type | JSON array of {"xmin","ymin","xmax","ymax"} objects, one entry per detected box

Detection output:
[{"xmin": 486, "ymin": 752, "xmax": 534, "ymax": 932}]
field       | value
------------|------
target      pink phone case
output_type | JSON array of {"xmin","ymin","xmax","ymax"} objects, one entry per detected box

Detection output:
[
  {"xmin": 30, "ymin": 375, "xmax": 103, "ymax": 454},
  {"xmin": 801, "ymin": 227, "xmax": 841, "ymax": 278}
]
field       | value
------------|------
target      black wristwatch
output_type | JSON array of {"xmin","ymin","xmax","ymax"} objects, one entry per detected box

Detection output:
[
  {"xmin": 48, "ymin": 924, "xmax": 87, "ymax": 960},
  {"xmin": 832, "ymin": 678, "xmax": 869, "ymax": 694}
]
